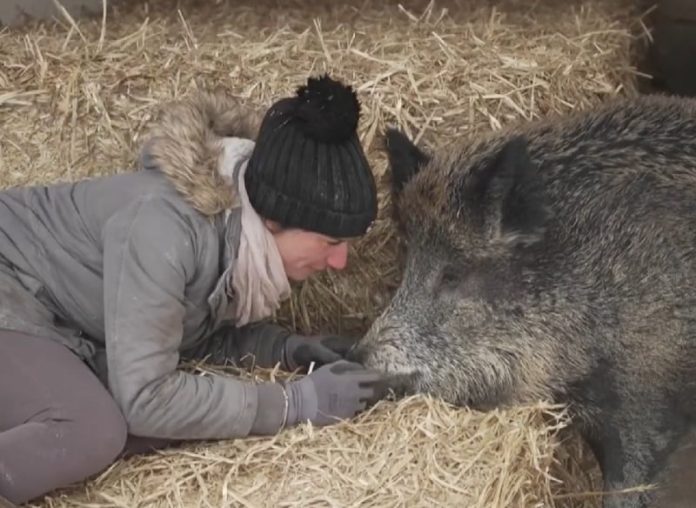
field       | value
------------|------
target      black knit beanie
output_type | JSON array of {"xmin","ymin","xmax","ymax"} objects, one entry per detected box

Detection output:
[{"xmin": 244, "ymin": 74, "xmax": 377, "ymax": 238}]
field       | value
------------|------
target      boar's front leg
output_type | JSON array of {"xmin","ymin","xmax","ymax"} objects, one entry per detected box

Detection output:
[
  {"xmin": 650, "ymin": 425, "xmax": 696, "ymax": 508},
  {"xmin": 568, "ymin": 364, "xmax": 692, "ymax": 508},
  {"xmin": 582, "ymin": 405, "xmax": 690, "ymax": 508},
  {"xmin": 586, "ymin": 418, "xmax": 654, "ymax": 508}
]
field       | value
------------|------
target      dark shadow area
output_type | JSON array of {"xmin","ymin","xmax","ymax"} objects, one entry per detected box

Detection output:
[{"xmin": 634, "ymin": 0, "xmax": 696, "ymax": 97}]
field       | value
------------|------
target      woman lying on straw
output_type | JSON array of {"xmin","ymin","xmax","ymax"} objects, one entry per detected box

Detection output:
[{"xmin": 0, "ymin": 74, "xmax": 389, "ymax": 505}]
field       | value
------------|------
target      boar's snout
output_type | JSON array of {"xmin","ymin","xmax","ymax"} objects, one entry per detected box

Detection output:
[
  {"xmin": 347, "ymin": 340, "xmax": 421, "ymax": 398},
  {"xmin": 349, "ymin": 320, "xmax": 423, "ymax": 377}
]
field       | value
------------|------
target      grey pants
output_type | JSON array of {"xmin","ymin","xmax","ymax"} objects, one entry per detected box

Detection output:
[{"xmin": 0, "ymin": 330, "xmax": 172, "ymax": 505}]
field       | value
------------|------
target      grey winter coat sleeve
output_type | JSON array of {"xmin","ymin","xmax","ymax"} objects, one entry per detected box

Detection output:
[{"xmin": 102, "ymin": 196, "xmax": 260, "ymax": 440}]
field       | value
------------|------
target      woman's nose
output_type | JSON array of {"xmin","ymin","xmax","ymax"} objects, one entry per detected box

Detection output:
[{"xmin": 327, "ymin": 242, "xmax": 348, "ymax": 270}]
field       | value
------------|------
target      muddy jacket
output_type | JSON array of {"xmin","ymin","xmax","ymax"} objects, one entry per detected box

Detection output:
[{"xmin": 0, "ymin": 91, "xmax": 292, "ymax": 440}]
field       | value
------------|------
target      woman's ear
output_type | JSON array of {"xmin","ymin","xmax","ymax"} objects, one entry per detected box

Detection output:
[{"xmin": 264, "ymin": 219, "xmax": 282, "ymax": 233}]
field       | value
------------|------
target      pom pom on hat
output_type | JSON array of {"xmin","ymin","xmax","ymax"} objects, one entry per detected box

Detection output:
[{"xmin": 293, "ymin": 74, "xmax": 361, "ymax": 143}]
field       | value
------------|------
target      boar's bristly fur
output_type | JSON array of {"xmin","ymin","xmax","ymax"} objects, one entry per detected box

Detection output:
[{"xmin": 354, "ymin": 94, "xmax": 696, "ymax": 508}]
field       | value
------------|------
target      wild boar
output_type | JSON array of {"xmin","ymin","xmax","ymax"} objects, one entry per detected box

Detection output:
[{"xmin": 350, "ymin": 95, "xmax": 696, "ymax": 508}]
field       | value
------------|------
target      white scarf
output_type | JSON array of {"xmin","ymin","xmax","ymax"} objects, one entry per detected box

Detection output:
[{"xmin": 218, "ymin": 137, "xmax": 291, "ymax": 327}]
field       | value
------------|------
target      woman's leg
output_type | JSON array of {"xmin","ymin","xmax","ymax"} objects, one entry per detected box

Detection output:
[{"xmin": 0, "ymin": 330, "xmax": 128, "ymax": 504}]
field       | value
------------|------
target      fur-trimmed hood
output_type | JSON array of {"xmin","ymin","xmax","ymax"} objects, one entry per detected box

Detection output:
[{"xmin": 140, "ymin": 90, "xmax": 263, "ymax": 216}]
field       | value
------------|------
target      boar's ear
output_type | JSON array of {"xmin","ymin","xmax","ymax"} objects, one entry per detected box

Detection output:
[
  {"xmin": 384, "ymin": 128, "xmax": 430, "ymax": 195},
  {"xmin": 465, "ymin": 136, "xmax": 548, "ymax": 244}
]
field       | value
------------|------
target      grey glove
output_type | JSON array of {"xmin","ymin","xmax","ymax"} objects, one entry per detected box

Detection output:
[
  {"xmin": 282, "ymin": 334, "xmax": 357, "ymax": 372},
  {"xmin": 250, "ymin": 360, "xmax": 389, "ymax": 434},
  {"xmin": 203, "ymin": 323, "xmax": 357, "ymax": 372}
]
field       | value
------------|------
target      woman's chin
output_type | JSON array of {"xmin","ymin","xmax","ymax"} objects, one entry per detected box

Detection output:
[{"xmin": 286, "ymin": 268, "xmax": 316, "ymax": 282}]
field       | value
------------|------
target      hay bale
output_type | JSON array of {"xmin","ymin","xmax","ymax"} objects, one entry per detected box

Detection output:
[
  {"xmin": 0, "ymin": 0, "xmax": 648, "ymax": 505},
  {"xmin": 31, "ymin": 365, "xmax": 599, "ymax": 508}
]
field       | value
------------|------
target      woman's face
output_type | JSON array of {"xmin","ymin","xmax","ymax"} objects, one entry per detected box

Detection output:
[{"xmin": 266, "ymin": 221, "xmax": 350, "ymax": 281}]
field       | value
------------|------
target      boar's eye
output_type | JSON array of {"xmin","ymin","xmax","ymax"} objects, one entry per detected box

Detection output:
[
  {"xmin": 438, "ymin": 265, "xmax": 463, "ymax": 291},
  {"xmin": 437, "ymin": 264, "xmax": 491, "ymax": 301}
]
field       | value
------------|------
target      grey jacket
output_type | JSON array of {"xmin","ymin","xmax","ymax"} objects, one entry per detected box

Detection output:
[{"xmin": 0, "ymin": 91, "xmax": 291, "ymax": 440}]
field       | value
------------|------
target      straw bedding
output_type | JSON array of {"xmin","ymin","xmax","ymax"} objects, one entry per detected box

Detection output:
[{"xmin": 0, "ymin": 0, "xmax": 649, "ymax": 505}]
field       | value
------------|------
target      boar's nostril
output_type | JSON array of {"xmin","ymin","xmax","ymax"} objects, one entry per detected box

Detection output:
[{"xmin": 346, "ymin": 344, "xmax": 365, "ymax": 364}]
